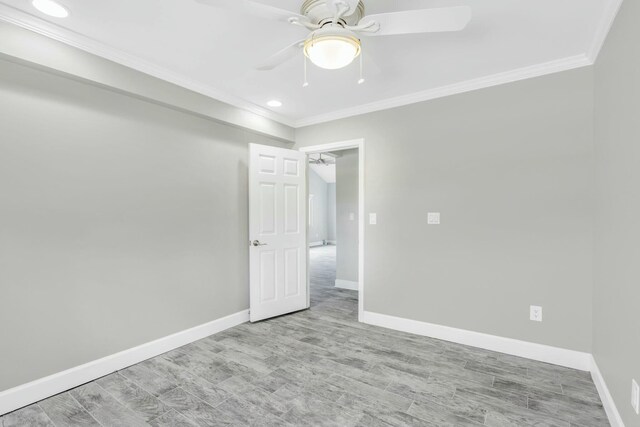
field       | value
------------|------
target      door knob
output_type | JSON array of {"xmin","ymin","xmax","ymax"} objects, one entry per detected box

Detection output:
[{"xmin": 252, "ymin": 240, "xmax": 268, "ymax": 247}]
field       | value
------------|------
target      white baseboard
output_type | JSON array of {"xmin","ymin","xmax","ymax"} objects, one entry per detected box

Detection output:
[
  {"xmin": 590, "ymin": 356, "xmax": 625, "ymax": 427},
  {"xmin": 362, "ymin": 311, "xmax": 592, "ymax": 371},
  {"xmin": 335, "ymin": 279, "xmax": 359, "ymax": 291},
  {"xmin": 309, "ymin": 241, "xmax": 324, "ymax": 247},
  {"xmin": 0, "ymin": 309, "xmax": 249, "ymax": 416},
  {"xmin": 362, "ymin": 311, "xmax": 625, "ymax": 426}
]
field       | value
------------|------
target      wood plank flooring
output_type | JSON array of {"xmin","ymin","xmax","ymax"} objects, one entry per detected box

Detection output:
[{"xmin": 1, "ymin": 245, "xmax": 609, "ymax": 426}]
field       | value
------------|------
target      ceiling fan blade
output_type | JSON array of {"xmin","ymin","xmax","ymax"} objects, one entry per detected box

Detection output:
[
  {"xmin": 327, "ymin": 0, "xmax": 360, "ymax": 17},
  {"xmin": 195, "ymin": 0, "xmax": 307, "ymax": 23},
  {"xmin": 361, "ymin": 49, "xmax": 382, "ymax": 78},
  {"xmin": 254, "ymin": 40, "xmax": 305, "ymax": 71},
  {"xmin": 359, "ymin": 6, "xmax": 471, "ymax": 36},
  {"xmin": 344, "ymin": 0, "xmax": 361, "ymax": 16}
]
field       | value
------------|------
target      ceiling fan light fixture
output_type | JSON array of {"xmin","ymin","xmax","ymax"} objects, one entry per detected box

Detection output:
[{"xmin": 304, "ymin": 27, "xmax": 361, "ymax": 70}]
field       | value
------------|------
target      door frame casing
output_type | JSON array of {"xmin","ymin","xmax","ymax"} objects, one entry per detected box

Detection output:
[{"xmin": 299, "ymin": 138, "xmax": 365, "ymax": 322}]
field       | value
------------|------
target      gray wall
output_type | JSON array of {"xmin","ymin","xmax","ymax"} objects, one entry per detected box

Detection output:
[
  {"xmin": 593, "ymin": 0, "xmax": 640, "ymax": 424},
  {"xmin": 0, "ymin": 57, "xmax": 287, "ymax": 391},
  {"xmin": 308, "ymin": 168, "xmax": 329, "ymax": 243},
  {"xmin": 327, "ymin": 183, "xmax": 337, "ymax": 242},
  {"xmin": 335, "ymin": 150, "xmax": 359, "ymax": 283},
  {"xmin": 0, "ymin": 22, "xmax": 294, "ymax": 142},
  {"xmin": 296, "ymin": 68, "xmax": 595, "ymax": 352}
]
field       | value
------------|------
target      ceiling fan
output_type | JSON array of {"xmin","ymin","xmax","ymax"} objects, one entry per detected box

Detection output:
[
  {"xmin": 196, "ymin": 0, "xmax": 471, "ymax": 72},
  {"xmin": 309, "ymin": 153, "xmax": 336, "ymax": 165}
]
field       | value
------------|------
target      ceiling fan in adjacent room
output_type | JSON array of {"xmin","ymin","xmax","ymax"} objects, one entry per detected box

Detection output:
[
  {"xmin": 196, "ymin": 0, "xmax": 471, "ymax": 75},
  {"xmin": 308, "ymin": 153, "xmax": 336, "ymax": 166}
]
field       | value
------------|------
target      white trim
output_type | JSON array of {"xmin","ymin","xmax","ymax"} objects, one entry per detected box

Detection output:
[
  {"xmin": 362, "ymin": 311, "xmax": 592, "ymax": 371},
  {"xmin": 0, "ymin": 309, "xmax": 249, "ymax": 416},
  {"xmin": 0, "ymin": 2, "xmax": 614, "ymax": 130},
  {"xmin": 327, "ymin": 240, "xmax": 337, "ymax": 245},
  {"xmin": 0, "ymin": 4, "xmax": 294, "ymax": 128},
  {"xmin": 591, "ymin": 356, "xmax": 626, "ymax": 427},
  {"xmin": 294, "ymin": 55, "xmax": 591, "ymax": 127},
  {"xmin": 300, "ymin": 138, "xmax": 365, "ymax": 322},
  {"xmin": 586, "ymin": 0, "xmax": 624, "ymax": 62},
  {"xmin": 309, "ymin": 241, "xmax": 324, "ymax": 247},
  {"xmin": 335, "ymin": 279, "xmax": 359, "ymax": 291},
  {"xmin": 299, "ymin": 139, "xmax": 364, "ymax": 153},
  {"xmin": 362, "ymin": 311, "xmax": 627, "ymax": 426}
]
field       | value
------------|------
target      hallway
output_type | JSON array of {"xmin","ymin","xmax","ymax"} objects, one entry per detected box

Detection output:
[{"xmin": 309, "ymin": 245, "xmax": 357, "ymax": 318}]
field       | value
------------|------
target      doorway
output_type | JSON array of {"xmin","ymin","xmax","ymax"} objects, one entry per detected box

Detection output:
[{"xmin": 300, "ymin": 139, "xmax": 365, "ymax": 322}]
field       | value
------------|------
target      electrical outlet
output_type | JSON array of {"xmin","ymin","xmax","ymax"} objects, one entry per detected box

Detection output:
[
  {"xmin": 530, "ymin": 305, "xmax": 543, "ymax": 322},
  {"xmin": 369, "ymin": 213, "xmax": 377, "ymax": 225},
  {"xmin": 632, "ymin": 379, "xmax": 639, "ymax": 415},
  {"xmin": 427, "ymin": 212, "xmax": 440, "ymax": 225}
]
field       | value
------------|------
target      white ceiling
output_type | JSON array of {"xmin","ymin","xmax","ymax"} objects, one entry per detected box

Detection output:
[{"xmin": 0, "ymin": 0, "xmax": 613, "ymax": 126}]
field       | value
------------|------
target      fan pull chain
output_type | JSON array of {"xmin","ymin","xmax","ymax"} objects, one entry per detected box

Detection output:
[
  {"xmin": 358, "ymin": 51, "xmax": 365, "ymax": 85},
  {"xmin": 303, "ymin": 55, "xmax": 309, "ymax": 87}
]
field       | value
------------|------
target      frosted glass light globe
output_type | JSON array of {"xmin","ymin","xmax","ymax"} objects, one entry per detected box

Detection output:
[{"xmin": 304, "ymin": 28, "xmax": 361, "ymax": 70}]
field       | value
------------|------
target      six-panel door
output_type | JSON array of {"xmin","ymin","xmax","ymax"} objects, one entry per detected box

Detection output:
[{"xmin": 249, "ymin": 143, "xmax": 308, "ymax": 322}]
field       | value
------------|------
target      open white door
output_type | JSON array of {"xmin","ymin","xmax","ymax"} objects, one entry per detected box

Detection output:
[{"xmin": 249, "ymin": 143, "xmax": 308, "ymax": 322}]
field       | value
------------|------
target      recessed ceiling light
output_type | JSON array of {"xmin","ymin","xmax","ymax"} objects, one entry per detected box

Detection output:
[
  {"xmin": 32, "ymin": 0, "xmax": 69, "ymax": 18},
  {"xmin": 267, "ymin": 100, "xmax": 282, "ymax": 108}
]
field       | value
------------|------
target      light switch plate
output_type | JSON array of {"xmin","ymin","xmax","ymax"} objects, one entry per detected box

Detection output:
[
  {"xmin": 369, "ymin": 213, "xmax": 377, "ymax": 225},
  {"xmin": 632, "ymin": 379, "xmax": 639, "ymax": 414},
  {"xmin": 427, "ymin": 212, "xmax": 440, "ymax": 225},
  {"xmin": 530, "ymin": 305, "xmax": 543, "ymax": 322},
  {"xmin": 349, "ymin": 212, "xmax": 355, "ymax": 221}
]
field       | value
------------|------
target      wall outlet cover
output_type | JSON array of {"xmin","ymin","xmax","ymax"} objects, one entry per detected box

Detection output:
[
  {"xmin": 530, "ymin": 305, "xmax": 543, "ymax": 322},
  {"xmin": 632, "ymin": 379, "xmax": 639, "ymax": 414},
  {"xmin": 427, "ymin": 212, "xmax": 440, "ymax": 225},
  {"xmin": 369, "ymin": 213, "xmax": 377, "ymax": 225}
]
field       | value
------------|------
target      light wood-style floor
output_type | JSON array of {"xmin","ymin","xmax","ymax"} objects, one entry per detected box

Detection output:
[{"xmin": 1, "ymin": 245, "xmax": 609, "ymax": 426}]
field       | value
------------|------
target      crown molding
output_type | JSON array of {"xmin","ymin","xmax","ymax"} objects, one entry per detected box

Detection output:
[
  {"xmin": 0, "ymin": 1, "xmax": 623, "ymax": 130},
  {"xmin": 586, "ymin": 0, "xmax": 623, "ymax": 62},
  {"xmin": 0, "ymin": 2, "xmax": 295, "ymax": 128},
  {"xmin": 294, "ymin": 54, "xmax": 592, "ymax": 127},
  {"xmin": 295, "ymin": 0, "xmax": 624, "ymax": 128}
]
